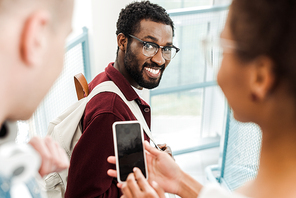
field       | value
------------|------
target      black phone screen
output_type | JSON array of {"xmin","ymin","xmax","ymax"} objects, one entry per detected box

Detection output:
[{"xmin": 115, "ymin": 122, "xmax": 146, "ymax": 181}]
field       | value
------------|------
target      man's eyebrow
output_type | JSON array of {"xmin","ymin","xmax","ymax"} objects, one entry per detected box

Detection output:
[{"xmin": 143, "ymin": 35, "xmax": 173, "ymax": 45}]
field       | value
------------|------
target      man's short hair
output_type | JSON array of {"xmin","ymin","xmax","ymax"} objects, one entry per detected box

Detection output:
[{"xmin": 116, "ymin": 1, "xmax": 174, "ymax": 37}]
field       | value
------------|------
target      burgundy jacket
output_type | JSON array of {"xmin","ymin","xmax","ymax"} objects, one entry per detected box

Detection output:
[{"xmin": 65, "ymin": 63, "xmax": 151, "ymax": 198}]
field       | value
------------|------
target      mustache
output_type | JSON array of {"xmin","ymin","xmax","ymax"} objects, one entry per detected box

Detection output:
[{"xmin": 143, "ymin": 62, "xmax": 165, "ymax": 70}]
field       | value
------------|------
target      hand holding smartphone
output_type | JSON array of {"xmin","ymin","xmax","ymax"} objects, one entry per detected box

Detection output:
[{"xmin": 112, "ymin": 121, "xmax": 148, "ymax": 183}]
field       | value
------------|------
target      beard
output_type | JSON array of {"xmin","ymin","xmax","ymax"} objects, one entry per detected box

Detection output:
[{"xmin": 124, "ymin": 46, "xmax": 165, "ymax": 89}]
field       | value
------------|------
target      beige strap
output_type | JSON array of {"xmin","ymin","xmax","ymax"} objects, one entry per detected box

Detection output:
[
  {"xmin": 74, "ymin": 73, "xmax": 89, "ymax": 100},
  {"xmin": 74, "ymin": 74, "xmax": 158, "ymax": 148}
]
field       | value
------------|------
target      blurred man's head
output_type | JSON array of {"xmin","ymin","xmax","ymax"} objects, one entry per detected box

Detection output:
[
  {"xmin": 115, "ymin": 1, "xmax": 178, "ymax": 90},
  {"xmin": 0, "ymin": 0, "xmax": 74, "ymax": 121}
]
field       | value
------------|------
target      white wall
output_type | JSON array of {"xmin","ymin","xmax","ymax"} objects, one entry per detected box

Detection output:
[
  {"xmin": 68, "ymin": 0, "xmax": 154, "ymax": 103},
  {"xmin": 70, "ymin": 0, "xmax": 138, "ymax": 80},
  {"xmin": 91, "ymin": 0, "xmax": 137, "ymax": 77}
]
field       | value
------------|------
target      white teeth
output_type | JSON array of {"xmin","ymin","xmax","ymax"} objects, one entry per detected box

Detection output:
[{"xmin": 145, "ymin": 67, "xmax": 160, "ymax": 75}]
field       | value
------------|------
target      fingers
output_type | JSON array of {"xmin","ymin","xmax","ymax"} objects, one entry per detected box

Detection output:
[
  {"xmin": 155, "ymin": 142, "xmax": 174, "ymax": 160},
  {"xmin": 28, "ymin": 136, "xmax": 69, "ymax": 177},
  {"xmin": 117, "ymin": 182, "xmax": 123, "ymax": 188},
  {"xmin": 157, "ymin": 143, "xmax": 166, "ymax": 147},
  {"xmin": 121, "ymin": 169, "xmax": 162, "ymax": 198},
  {"xmin": 107, "ymin": 169, "xmax": 117, "ymax": 178},
  {"xmin": 164, "ymin": 146, "xmax": 171, "ymax": 154},
  {"xmin": 151, "ymin": 181, "xmax": 166, "ymax": 198},
  {"xmin": 107, "ymin": 156, "xmax": 117, "ymax": 178},
  {"xmin": 133, "ymin": 167, "xmax": 149, "ymax": 191},
  {"xmin": 44, "ymin": 136, "xmax": 69, "ymax": 172},
  {"xmin": 163, "ymin": 146, "xmax": 174, "ymax": 160},
  {"xmin": 107, "ymin": 156, "xmax": 116, "ymax": 164},
  {"xmin": 157, "ymin": 143, "xmax": 167, "ymax": 151},
  {"xmin": 144, "ymin": 141, "xmax": 161, "ymax": 156},
  {"xmin": 56, "ymin": 145, "xmax": 70, "ymax": 171},
  {"xmin": 29, "ymin": 136, "xmax": 52, "ymax": 176},
  {"xmin": 44, "ymin": 137, "xmax": 63, "ymax": 172},
  {"xmin": 122, "ymin": 173, "xmax": 138, "ymax": 198}
]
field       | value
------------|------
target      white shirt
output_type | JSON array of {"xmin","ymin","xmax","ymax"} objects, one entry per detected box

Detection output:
[
  {"xmin": 10, "ymin": 183, "xmax": 32, "ymax": 198},
  {"xmin": 132, "ymin": 86, "xmax": 144, "ymax": 99},
  {"xmin": 198, "ymin": 184, "xmax": 249, "ymax": 198},
  {"xmin": 0, "ymin": 121, "xmax": 44, "ymax": 198}
]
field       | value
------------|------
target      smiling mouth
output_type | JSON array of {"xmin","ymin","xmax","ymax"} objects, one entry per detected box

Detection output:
[{"xmin": 144, "ymin": 67, "xmax": 161, "ymax": 78}]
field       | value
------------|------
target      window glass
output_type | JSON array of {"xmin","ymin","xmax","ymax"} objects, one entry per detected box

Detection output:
[
  {"xmin": 149, "ymin": 1, "xmax": 228, "ymax": 152},
  {"xmin": 150, "ymin": 0, "xmax": 213, "ymax": 10}
]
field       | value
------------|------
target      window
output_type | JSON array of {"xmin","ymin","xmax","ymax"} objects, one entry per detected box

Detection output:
[
  {"xmin": 149, "ymin": 1, "xmax": 229, "ymax": 155},
  {"xmin": 151, "ymin": 0, "xmax": 214, "ymax": 10}
]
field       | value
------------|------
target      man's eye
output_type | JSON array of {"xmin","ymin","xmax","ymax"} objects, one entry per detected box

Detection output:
[
  {"xmin": 144, "ymin": 43, "xmax": 156, "ymax": 51},
  {"xmin": 163, "ymin": 47, "xmax": 172, "ymax": 52}
]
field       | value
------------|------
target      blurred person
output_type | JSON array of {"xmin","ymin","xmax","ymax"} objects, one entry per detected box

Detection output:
[
  {"xmin": 65, "ymin": 1, "xmax": 179, "ymax": 198},
  {"xmin": 107, "ymin": 0, "xmax": 296, "ymax": 197},
  {"xmin": 0, "ymin": 0, "xmax": 74, "ymax": 196}
]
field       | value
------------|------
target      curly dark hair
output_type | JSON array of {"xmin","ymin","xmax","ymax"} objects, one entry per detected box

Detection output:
[
  {"xmin": 231, "ymin": 0, "xmax": 296, "ymax": 98},
  {"xmin": 116, "ymin": 1, "xmax": 174, "ymax": 37}
]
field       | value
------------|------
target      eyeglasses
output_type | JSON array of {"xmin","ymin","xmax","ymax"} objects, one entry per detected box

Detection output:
[
  {"xmin": 129, "ymin": 34, "xmax": 180, "ymax": 60},
  {"xmin": 202, "ymin": 37, "xmax": 238, "ymax": 69}
]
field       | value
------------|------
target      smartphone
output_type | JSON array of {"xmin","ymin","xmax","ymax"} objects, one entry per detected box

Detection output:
[{"xmin": 112, "ymin": 120, "xmax": 148, "ymax": 183}]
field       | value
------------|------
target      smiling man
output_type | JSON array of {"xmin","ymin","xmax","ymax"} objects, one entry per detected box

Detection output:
[{"xmin": 65, "ymin": 1, "xmax": 179, "ymax": 198}]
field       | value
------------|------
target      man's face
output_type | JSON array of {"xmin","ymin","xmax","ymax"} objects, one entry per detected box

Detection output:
[{"xmin": 124, "ymin": 19, "xmax": 173, "ymax": 89}]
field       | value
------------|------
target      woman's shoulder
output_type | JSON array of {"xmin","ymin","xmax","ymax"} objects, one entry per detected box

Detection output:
[{"xmin": 198, "ymin": 183, "xmax": 250, "ymax": 198}]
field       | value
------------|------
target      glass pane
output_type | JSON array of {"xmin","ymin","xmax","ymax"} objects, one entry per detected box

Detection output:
[
  {"xmin": 151, "ymin": 86, "xmax": 226, "ymax": 151},
  {"xmin": 223, "ymin": 112, "xmax": 262, "ymax": 191},
  {"xmin": 150, "ymin": 6, "xmax": 228, "ymax": 153},
  {"xmin": 155, "ymin": 10, "xmax": 228, "ymax": 90},
  {"xmin": 151, "ymin": 89, "xmax": 203, "ymax": 151},
  {"xmin": 31, "ymin": 44, "xmax": 85, "ymax": 136},
  {"xmin": 150, "ymin": 0, "xmax": 213, "ymax": 10}
]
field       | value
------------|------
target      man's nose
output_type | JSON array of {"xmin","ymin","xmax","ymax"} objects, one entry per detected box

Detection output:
[{"xmin": 151, "ymin": 49, "xmax": 165, "ymax": 66}]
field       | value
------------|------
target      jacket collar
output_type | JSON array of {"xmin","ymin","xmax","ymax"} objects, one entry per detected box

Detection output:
[{"xmin": 105, "ymin": 62, "xmax": 142, "ymax": 102}]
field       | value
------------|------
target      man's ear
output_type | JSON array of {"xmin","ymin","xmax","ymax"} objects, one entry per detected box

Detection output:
[
  {"xmin": 117, "ymin": 33, "xmax": 128, "ymax": 52},
  {"xmin": 249, "ymin": 56, "xmax": 275, "ymax": 101},
  {"xmin": 20, "ymin": 11, "xmax": 51, "ymax": 67}
]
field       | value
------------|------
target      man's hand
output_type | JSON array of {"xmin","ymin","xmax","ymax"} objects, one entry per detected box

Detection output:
[
  {"xmin": 107, "ymin": 141, "xmax": 183, "ymax": 194},
  {"xmin": 28, "ymin": 136, "xmax": 69, "ymax": 177},
  {"xmin": 157, "ymin": 143, "xmax": 174, "ymax": 159},
  {"xmin": 121, "ymin": 167, "xmax": 166, "ymax": 198}
]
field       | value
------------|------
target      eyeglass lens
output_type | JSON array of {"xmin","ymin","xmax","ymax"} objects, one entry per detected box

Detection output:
[
  {"xmin": 202, "ymin": 39, "xmax": 223, "ymax": 70},
  {"xmin": 143, "ymin": 42, "xmax": 177, "ymax": 60}
]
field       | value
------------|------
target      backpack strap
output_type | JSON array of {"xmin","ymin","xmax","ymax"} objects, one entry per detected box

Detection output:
[
  {"xmin": 74, "ymin": 73, "xmax": 89, "ymax": 100},
  {"xmin": 89, "ymin": 81, "xmax": 159, "ymax": 148}
]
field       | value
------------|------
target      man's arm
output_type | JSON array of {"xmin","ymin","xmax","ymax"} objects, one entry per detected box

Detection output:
[
  {"xmin": 66, "ymin": 113, "xmax": 122, "ymax": 198},
  {"xmin": 157, "ymin": 143, "xmax": 173, "ymax": 159}
]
